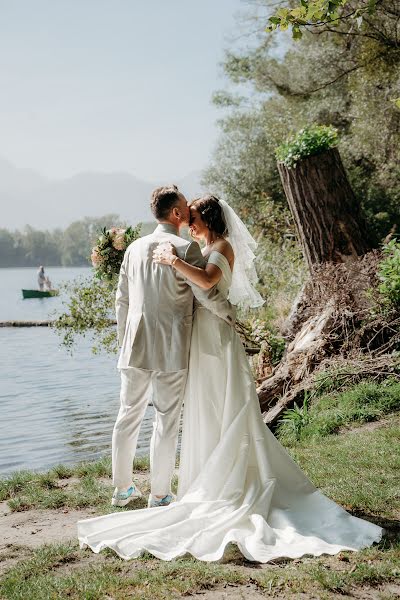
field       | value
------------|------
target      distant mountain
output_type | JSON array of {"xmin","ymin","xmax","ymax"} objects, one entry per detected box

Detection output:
[
  {"xmin": 0, "ymin": 158, "xmax": 206, "ymax": 231},
  {"xmin": 0, "ymin": 157, "xmax": 48, "ymax": 195}
]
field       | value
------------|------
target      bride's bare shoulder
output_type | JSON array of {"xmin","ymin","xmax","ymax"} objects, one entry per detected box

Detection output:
[{"xmin": 212, "ymin": 239, "xmax": 234, "ymax": 263}]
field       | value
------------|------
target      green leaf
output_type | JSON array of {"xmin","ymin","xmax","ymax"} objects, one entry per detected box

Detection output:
[{"xmin": 292, "ymin": 25, "xmax": 303, "ymax": 39}]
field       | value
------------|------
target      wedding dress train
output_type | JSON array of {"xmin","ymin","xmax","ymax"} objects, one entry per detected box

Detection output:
[{"xmin": 77, "ymin": 250, "xmax": 383, "ymax": 562}]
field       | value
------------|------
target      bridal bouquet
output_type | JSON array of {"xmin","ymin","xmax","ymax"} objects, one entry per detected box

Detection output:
[{"xmin": 90, "ymin": 226, "xmax": 140, "ymax": 281}]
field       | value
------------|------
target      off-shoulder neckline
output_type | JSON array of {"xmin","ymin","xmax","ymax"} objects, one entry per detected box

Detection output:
[{"xmin": 205, "ymin": 249, "xmax": 233, "ymax": 273}]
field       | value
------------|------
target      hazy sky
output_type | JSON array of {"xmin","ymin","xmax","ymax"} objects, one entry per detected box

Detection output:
[{"xmin": 0, "ymin": 0, "xmax": 248, "ymax": 181}]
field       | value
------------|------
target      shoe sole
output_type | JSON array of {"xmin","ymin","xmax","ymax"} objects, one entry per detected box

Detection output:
[{"xmin": 111, "ymin": 491, "xmax": 142, "ymax": 507}]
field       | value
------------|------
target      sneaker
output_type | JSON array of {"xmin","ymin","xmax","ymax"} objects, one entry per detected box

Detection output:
[
  {"xmin": 148, "ymin": 493, "xmax": 176, "ymax": 508},
  {"xmin": 111, "ymin": 484, "xmax": 142, "ymax": 507}
]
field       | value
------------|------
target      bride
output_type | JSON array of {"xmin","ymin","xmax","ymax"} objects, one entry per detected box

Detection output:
[{"xmin": 78, "ymin": 195, "xmax": 382, "ymax": 562}]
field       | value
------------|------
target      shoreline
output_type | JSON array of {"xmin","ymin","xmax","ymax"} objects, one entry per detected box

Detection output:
[{"xmin": 0, "ymin": 266, "xmax": 91, "ymax": 269}]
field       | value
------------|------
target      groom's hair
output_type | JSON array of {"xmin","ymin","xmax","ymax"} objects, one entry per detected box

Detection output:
[{"xmin": 151, "ymin": 185, "xmax": 181, "ymax": 220}]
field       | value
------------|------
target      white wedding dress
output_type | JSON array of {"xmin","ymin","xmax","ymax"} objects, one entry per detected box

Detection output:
[{"xmin": 77, "ymin": 250, "xmax": 383, "ymax": 562}]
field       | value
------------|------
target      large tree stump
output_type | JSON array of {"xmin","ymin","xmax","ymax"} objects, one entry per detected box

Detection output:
[
  {"xmin": 258, "ymin": 148, "xmax": 373, "ymax": 426},
  {"xmin": 277, "ymin": 148, "xmax": 371, "ymax": 269}
]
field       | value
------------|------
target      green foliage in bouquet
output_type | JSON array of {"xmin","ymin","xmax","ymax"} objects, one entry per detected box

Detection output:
[
  {"xmin": 377, "ymin": 239, "xmax": 400, "ymax": 308},
  {"xmin": 91, "ymin": 225, "xmax": 141, "ymax": 281},
  {"xmin": 54, "ymin": 224, "xmax": 141, "ymax": 354},
  {"xmin": 275, "ymin": 125, "xmax": 339, "ymax": 168}
]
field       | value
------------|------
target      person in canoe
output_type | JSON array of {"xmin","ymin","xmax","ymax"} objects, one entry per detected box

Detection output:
[{"xmin": 37, "ymin": 266, "xmax": 46, "ymax": 291}]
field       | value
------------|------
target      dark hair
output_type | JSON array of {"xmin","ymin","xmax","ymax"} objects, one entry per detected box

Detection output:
[
  {"xmin": 192, "ymin": 195, "xmax": 228, "ymax": 236},
  {"xmin": 151, "ymin": 185, "xmax": 181, "ymax": 220}
]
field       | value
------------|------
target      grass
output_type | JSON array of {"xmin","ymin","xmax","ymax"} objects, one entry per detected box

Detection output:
[
  {"xmin": 277, "ymin": 379, "xmax": 400, "ymax": 445},
  {"xmin": 289, "ymin": 413, "xmax": 400, "ymax": 519},
  {"xmin": 1, "ymin": 384, "xmax": 399, "ymax": 598},
  {"xmin": 0, "ymin": 537, "xmax": 399, "ymax": 599},
  {"xmin": 0, "ymin": 456, "xmax": 150, "ymax": 513},
  {"xmin": 1, "ymin": 412, "xmax": 398, "ymax": 523}
]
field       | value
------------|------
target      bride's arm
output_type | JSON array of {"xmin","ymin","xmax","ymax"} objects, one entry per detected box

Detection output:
[
  {"xmin": 173, "ymin": 259, "xmax": 221, "ymax": 289},
  {"xmin": 153, "ymin": 244, "xmax": 221, "ymax": 289}
]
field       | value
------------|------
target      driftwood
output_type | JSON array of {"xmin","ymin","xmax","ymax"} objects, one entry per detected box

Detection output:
[
  {"xmin": 258, "ymin": 302, "xmax": 336, "ymax": 425},
  {"xmin": 258, "ymin": 247, "xmax": 400, "ymax": 426},
  {"xmin": 3, "ymin": 320, "xmax": 260, "ymax": 359}
]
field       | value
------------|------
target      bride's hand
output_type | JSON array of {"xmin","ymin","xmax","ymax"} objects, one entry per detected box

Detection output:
[{"xmin": 153, "ymin": 242, "xmax": 178, "ymax": 266}]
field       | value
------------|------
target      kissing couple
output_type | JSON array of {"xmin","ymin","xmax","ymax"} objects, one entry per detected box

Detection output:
[{"xmin": 78, "ymin": 185, "xmax": 382, "ymax": 563}]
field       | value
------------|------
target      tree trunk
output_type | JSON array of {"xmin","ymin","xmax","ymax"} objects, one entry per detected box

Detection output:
[
  {"xmin": 277, "ymin": 148, "xmax": 370, "ymax": 270},
  {"xmin": 258, "ymin": 148, "xmax": 373, "ymax": 426}
]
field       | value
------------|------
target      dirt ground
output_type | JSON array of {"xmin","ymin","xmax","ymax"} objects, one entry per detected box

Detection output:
[{"xmin": 0, "ymin": 500, "xmax": 95, "ymax": 550}]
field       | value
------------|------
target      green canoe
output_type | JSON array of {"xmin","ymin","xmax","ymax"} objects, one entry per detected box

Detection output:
[{"xmin": 22, "ymin": 289, "xmax": 59, "ymax": 299}]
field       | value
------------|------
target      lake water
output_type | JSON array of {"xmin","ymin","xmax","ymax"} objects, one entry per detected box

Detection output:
[{"xmin": 0, "ymin": 267, "xmax": 155, "ymax": 476}]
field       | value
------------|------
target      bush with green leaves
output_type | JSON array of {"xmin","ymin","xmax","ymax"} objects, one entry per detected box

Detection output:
[
  {"xmin": 275, "ymin": 125, "xmax": 339, "ymax": 168},
  {"xmin": 377, "ymin": 239, "xmax": 400, "ymax": 307},
  {"xmin": 52, "ymin": 276, "xmax": 118, "ymax": 354},
  {"xmin": 276, "ymin": 394, "xmax": 310, "ymax": 442}
]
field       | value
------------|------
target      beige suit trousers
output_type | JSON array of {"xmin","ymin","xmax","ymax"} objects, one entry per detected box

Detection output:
[{"xmin": 112, "ymin": 367, "xmax": 187, "ymax": 495}]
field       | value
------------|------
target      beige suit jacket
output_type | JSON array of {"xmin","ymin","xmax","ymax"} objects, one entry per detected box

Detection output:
[{"xmin": 116, "ymin": 223, "xmax": 235, "ymax": 372}]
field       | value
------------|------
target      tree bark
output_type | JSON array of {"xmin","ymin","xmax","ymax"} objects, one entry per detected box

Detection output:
[{"xmin": 277, "ymin": 148, "xmax": 370, "ymax": 270}]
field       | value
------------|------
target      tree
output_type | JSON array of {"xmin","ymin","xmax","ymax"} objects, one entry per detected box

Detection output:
[
  {"xmin": 0, "ymin": 214, "xmax": 130, "ymax": 267},
  {"xmin": 201, "ymin": 1, "xmax": 400, "ymax": 420},
  {"xmin": 275, "ymin": 126, "xmax": 371, "ymax": 266},
  {"xmin": 267, "ymin": 0, "xmax": 397, "ymax": 44},
  {"xmin": 256, "ymin": 125, "xmax": 398, "ymax": 424},
  {"xmin": 0, "ymin": 229, "xmax": 22, "ymax": 267},
  {"xmin": 16, "ymin": 225, "xmax": 61, "ymax": 266},
  {"xmin": 204, "ymin": 0, "xmax": 400, "ymax": 245},
  {"xmin": 61, "ymin": 214, "xmax": 122, "ymax": 266},
  {"xmin": 53, "ymin": 224, "xmax": 141, "ymax": 355}
]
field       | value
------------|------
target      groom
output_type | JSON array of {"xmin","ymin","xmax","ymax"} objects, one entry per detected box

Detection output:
[{"xmin": 112, "ymin": 185, "xmax": 235, "ymax": 508}]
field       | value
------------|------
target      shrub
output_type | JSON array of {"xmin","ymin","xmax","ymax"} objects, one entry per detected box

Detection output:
[
  {"xmin": 275, "ymin": 125, "xmax": 339, "ymax": 168},
  {"xmin": 377, "ymin": 239, "xmax": 400, "ymax": 307},
  {"xmin": 276, "ymin": 394, "xmax": 310, "ymax": 442}
]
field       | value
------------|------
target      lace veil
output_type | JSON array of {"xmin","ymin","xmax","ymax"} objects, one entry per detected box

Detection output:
[{"xmin": 219, "ymin": 199, "xmax": 265, "ymax": 310}]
